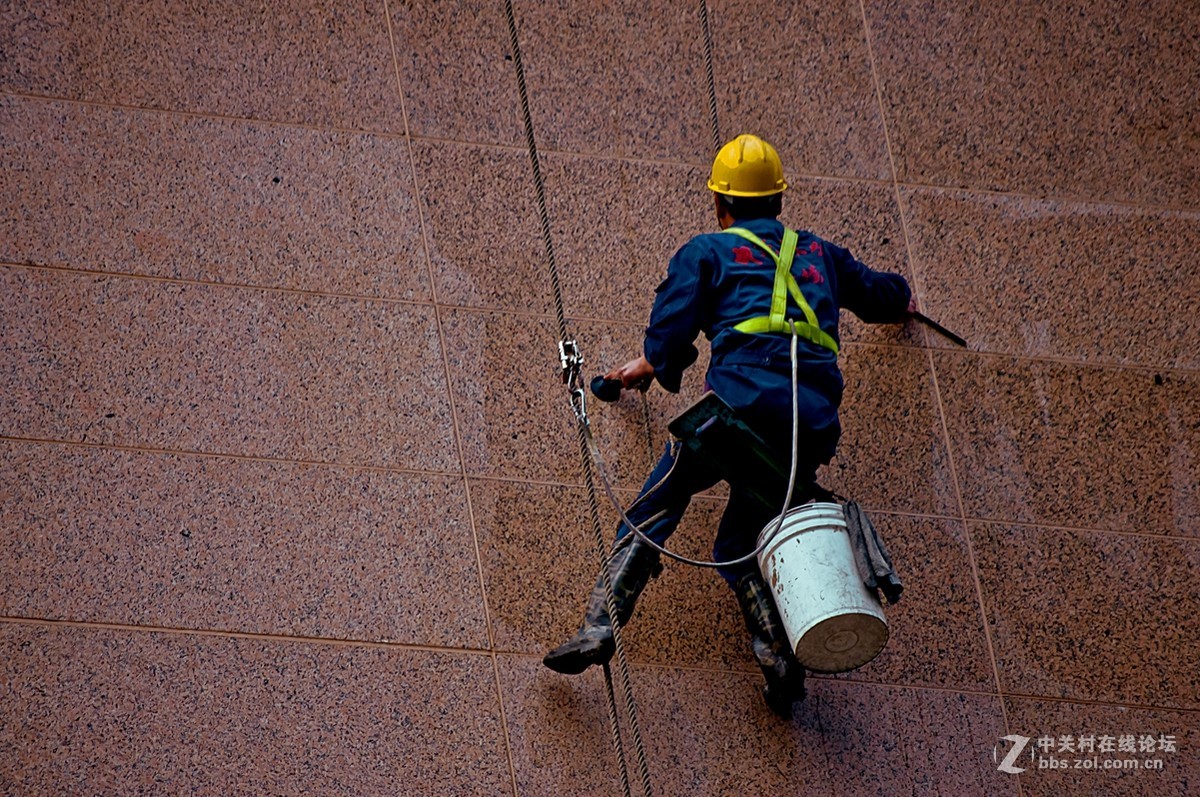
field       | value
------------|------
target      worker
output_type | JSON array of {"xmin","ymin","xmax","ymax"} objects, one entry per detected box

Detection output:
[{"xmin": 543, "ymin": 134, "xmax": 913, "ymax": 718}]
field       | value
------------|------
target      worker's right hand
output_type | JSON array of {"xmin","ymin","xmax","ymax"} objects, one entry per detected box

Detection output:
[{"xmin": 605, "ymin": 356, "xmax": 655, "ymax": 392}]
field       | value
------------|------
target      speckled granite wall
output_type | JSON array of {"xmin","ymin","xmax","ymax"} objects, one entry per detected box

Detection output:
[{"xmin": 2, "ymin": 1, "xmax": 1196, "ymax": 795}]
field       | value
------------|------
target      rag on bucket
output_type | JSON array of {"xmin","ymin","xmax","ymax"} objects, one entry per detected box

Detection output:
[{"xmin": 844, "ymin": 500, "xmax": 903, "ymax": 605}]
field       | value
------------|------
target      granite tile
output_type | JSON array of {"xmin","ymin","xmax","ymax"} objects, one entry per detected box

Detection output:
[
  {"xmin": 1004, "ymin": 697, "xmax": 1200, "ymax": 797},
  {"xmin": 0, "ymin": 268, "xmax": 458, "ymax": 471},
  {"xmin": 623, "ymin": 497, "xmax": 753, "ymax": 669},
  {"xmin": 470, "ymin": 479, "xmax": 602, "ymax": 657},
  {"xmin": 709, "ymin": 0, "xmax": 893, "ymax": 181},
  {"xmin": 834, "ymin": 513, "xmax": 994, "ymax": 692},
  {"xmin": 506, "ymin": 0, "xmax": 619, "ymax": 157},
  {"xmin": 607, "ymin": 0, "xmax": 712, "ymax": 162},
  {"xmin": 934, "ymin": 352, "xmax": 1200, "ymax": 535},
  {"xmin": 544, "ymin": 153, "xmax": 705, "ymax": 323},
  {"xmin": 0, "ymin": 441, "xmax": 486, "ymax": 647},
  {"xmin": 499, "ymin": 654, "xmax": 1017, "ymax": 796},
  {"xmin": 902, "ymin": 187, "xmax": 1200, "ymax": 367},
  {"xmin": 866, "ymin": 0, "xmax": 1200, "ymax": 205},
  {"xmin": 973, "ymin": 522, "xmax": 1200, "ymax": 710},
  {"xmin": 0, "ymin": 623, "xmax": 511, "ymax": 796},
  {"xmin": 511, "ymin": 0, "xmax": 710, "ymax": 159},
  {"xmin": 0, "ymin": 97, "xmax": 428, "ymax": 299},
  {"xmin": 411, "ymin": 140, "xmax": 549, "ymax": 313},
  {"xmin": 821, "ymin": 345, "xmax": 958, "ymax": 517},
  {"xmin": 0, "ymin": 0, "xmax": 403, "ymax": 131},
  {"xmin": 781, "ymin": 178, "xmax": 919, "ymax": 347},
  {"xmin": 473, "ymin": 478, "xmax": 750, "ymax": 670},
  {"xmin": 443, "ymin": 309, "xmax": 654, "ymax": 488},
  {"xmin": 388, "ymin": 0, "xmax": 523, "ymax": 146},
  {"xmin": 494, "ymin": 656, "xmax": 628, "ymax": 796}
]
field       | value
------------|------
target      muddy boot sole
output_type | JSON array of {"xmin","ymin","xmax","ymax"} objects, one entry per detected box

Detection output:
[{"xmin": 542, "ymin": 630, "xmax": 615, "ymax": 675}]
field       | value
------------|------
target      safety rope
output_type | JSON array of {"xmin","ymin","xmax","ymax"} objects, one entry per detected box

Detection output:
[
  {"xmin": 697, "ymin": 0, "xmax": 722, "ymax": 152},
  {"xmin": 500, "ymin": 1, "xmax": 653, "ymax": 795},
  {"xmin": 586, "ymin": 324, "xmax": 806, "ymax": 570}
]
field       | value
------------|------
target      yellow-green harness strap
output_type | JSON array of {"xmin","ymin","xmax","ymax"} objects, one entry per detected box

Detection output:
[{"xmin": 725, "ymin": 227, "xmax": 839, "ymax": 354}]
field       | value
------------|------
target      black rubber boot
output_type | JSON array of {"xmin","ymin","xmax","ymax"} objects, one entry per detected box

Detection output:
[
  {"xmin": 543, "ymin": 539, "xmax": 662, "ymax": 675},
  {"xmin": 736, "ymin": 571, "xmax": 807, "ymax": 718}
]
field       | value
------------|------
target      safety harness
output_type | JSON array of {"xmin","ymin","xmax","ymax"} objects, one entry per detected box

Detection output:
[{"xmin": 725, "ymin": 226, "xmax": 840, "ymax": 355}]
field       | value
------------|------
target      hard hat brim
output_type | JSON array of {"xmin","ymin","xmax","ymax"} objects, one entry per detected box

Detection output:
[{"xmin": 707, "ymin": 179, "xmax": 788, "ymax": 197}]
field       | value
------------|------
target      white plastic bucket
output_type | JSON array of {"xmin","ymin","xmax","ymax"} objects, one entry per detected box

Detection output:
[{"xmin": 756, "ymin": 502, "xmax": 888, "ymax": 673}]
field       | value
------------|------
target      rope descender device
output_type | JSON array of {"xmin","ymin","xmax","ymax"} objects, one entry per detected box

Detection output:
[{"xmin": 559, "ymin": 338, "xmax": 588, "ymax": 424}]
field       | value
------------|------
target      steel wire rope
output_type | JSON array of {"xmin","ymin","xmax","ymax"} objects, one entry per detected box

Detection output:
[
  {"xmin": 606, "ymin": 1, "xmax": 806, "ymax": 570},
  {"xmin": 500, "ymin": 1, "xmax": 653, "ymax": 795},
  {"xmin": 698, "ymin": 0, "xmax": 722, "ymax": 153}
]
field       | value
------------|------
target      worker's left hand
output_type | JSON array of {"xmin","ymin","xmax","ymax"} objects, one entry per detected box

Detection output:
[{"xmin": 605, "ymin": 356, "xmax": 654, "ymax": 392}]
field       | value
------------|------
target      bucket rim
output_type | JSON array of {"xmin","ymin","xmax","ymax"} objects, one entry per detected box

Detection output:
[{"xmin": 756, "ymin": 500, "xmax": 846, "ymax": 550}]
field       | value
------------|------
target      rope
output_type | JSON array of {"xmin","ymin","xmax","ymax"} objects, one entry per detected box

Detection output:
[
  {"xmin": 587, "ymin": 325, "xmax": 806, "ymax": 570},
  {"xmin": 578, "ymin": 421, "xmax": 654, "ymax": 797},
  {"xmin": 600, "ymin": 0, "xmax": 744, "ymax": 569},
  {"xmin": 500, "ymin": 0, "xmax": 568, "ymax": 346},
  {"xmin": 600, "ymin": 664, "xmax": 634, "ymax": 797},
  {"xmin": 501, "ymin": 1, "xmax": 652, "ymax": 795},
  {"xmin": 698, "ymin": 0, "xmax": 722, "ymax": 152},
  {"xmin": 638, "ymin": 393, "xmax": 655, "ymax": 464}
]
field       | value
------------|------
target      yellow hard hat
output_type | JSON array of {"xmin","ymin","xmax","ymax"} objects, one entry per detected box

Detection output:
[{"xmin": 707, "ymin": 134, "xmax": 787, "ymax": 197}]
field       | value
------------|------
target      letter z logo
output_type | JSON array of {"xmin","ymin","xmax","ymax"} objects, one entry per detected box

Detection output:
[{"xmin": 994, "ymin": 734, "xmax": 1032, "ymax": 774}]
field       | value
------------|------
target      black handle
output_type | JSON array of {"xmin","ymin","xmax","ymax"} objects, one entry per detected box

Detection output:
[
  {"xmin": 590, "ymin": 375, "xmax": 623, "ymax": 403},
  {"xmin": 911, "ymin": 311, "xmax": 968, "ymax": 348}
]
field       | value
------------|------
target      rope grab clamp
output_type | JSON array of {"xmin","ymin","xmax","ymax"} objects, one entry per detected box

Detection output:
[{"xmin": 558, "ymin": 338, "xmax": 588, "ymax": 424}]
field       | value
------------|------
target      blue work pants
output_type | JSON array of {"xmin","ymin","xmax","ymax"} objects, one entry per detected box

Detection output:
[{"xmin": 614, "ymin": 439, "xmax": 824, "ymax": 587}]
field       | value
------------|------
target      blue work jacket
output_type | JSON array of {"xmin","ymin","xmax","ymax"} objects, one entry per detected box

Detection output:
[{"xmin": 643, "ymin": 217, "xmax": 911, "ymax": 458}]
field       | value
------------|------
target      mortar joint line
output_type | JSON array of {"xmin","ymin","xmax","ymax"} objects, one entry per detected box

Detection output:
[
  {"xmin": 0, "ymin": 615, "xmax": 495, "ymax": 656},
  {"xmin": 10, "ymin": 430, "xmax": 1195, "ymax": 542},
  {"xmin": 381, "ymin": 5, "xmax": 520, "ymax": 797},
  {"xmin": 10, "ymin": 258, "xmax": 1200, "ymax": 378},
  {"xmin": 855, "ymin": 0, "xmax": 1018, "ymax": 765},
  {"xmin": 7, "ymin": 88, "xmax": 1200, "ymax": 217}
]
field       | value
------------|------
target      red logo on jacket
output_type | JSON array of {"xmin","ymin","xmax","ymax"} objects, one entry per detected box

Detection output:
[
  {"xmin": 732, "ymin": 245, "xmax": 763, "ymax": 265},
  {"xmin": 799, "ymin": 265, "xmax": 825, "ymax": 285}
]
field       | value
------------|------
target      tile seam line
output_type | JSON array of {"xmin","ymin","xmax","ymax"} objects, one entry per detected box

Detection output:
[
  {"xmin": 32, "ymin": 615, "xmax": 1197, "ymax": 715},
  {"xmin": 381, "ymin": 7, "xmax": 520, "ymax": 797},
  {"xmin": 4, "ymin": 435, "xmax": 1195, "ymax": 541},
  {"xmin": 0, "ymin": 434, "xmax": 462, "ymax": 477},
  {"xmin": 499, "ymin": 651, "xmax": 1005, "ymax": 699},
  {"xmin": 892, "ymin": 178, "xmax": 1200, "ymax": 218},
  {"xmin": 0, "ymin": 615, "xmax": 494, "ymax": 657},
  {"xmin": 0, "ymin": 90, "xmax": 876, "ymax": 183},
  {"xmin": 6, "ymin": 88, "xmax": 1200, "ymax": 214},
  {"xmin": 498, "ymin": 651, "xmax": 1200, "ymax": 714},
  {"xmin": 3, "ymin": 435, "xmax": 1194, "ymax": 541},
  {"xmin": 13, "ymin": 260, "xmax": 1198, "ymax": 376},
  {"xmin": 999, "ymin": 692, "xmax": 1200, "ymax": 715},
  {"xmin": 921, "ymin": 345, "xmax": 1200, "ymax": 377},
  {"xmin": 965, "ymin": 516, "xmax": 1200, "ymax": 543},
  {"xmin": 927, "ymin": 347, "xmax": 1018, "ymax": 733},
  {"xmin": 0, "ymin": 260, "xmax": 439, "ymax": 308},
  {"xmin": 856, "ymin": 0, "xmax": 1018, "ymax": 751},
  {"xmin": 0, "ymin": 89, "xmax": 415, "ymax": 142}
]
